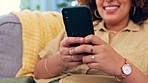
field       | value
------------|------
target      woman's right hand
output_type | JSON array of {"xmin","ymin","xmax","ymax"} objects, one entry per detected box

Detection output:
[{"xmin": 58, "ymin": 37, "xmax": 85, "ymax": 69}]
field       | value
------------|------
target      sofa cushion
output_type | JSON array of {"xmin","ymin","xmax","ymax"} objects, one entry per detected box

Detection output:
[{"xmin": 0, "ymin": 14, "xmax": 22, "ymax": 78}]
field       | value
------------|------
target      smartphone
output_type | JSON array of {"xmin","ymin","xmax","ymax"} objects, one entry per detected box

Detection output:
[{"xmin": 62, "ymin": 6, "xmax": 94, "ymax": 47}]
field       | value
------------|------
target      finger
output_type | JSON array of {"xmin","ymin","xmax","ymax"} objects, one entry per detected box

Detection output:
[
  {"xmin": 71, "ymin": 55, "xmax": 83, "ymax": 61},
  {"xmin": 66, "ymin": 61, "xmax": 83, "ymax": 68},
  {"xmin": 60, "ymin": 55, "xmax": 72, "ymax": 62},
  {"xmin": 82, "ymin": 55, "xmax": 96, "ymax": 64},
  {"xmin": 86, "ymin": 63, "xmax": 100, "ymax": 69},
  {"xmin": 60, "ymin": 46, "xmax": 76, "ymax": 55},
  {"xmin": 60, "ymin": 37, "xmax": 85, "ymax": 47},
  {"xmin": 60, "ymin": 54, "xmax": 83, "ymax": 62},
  {"xmin": 84, "ymin": 35, "xmax": 106, "ymax": 45},
  {"xmin": 60, "ymin": 58, "xmax": 83, "ymax": 69},
  {"xmin": 70, "ymin": 45, "xmax": 94, "ymax": 55},
  {"xmin": 60, "ymin": 47, "xmax": 70, "ymax": 55}
]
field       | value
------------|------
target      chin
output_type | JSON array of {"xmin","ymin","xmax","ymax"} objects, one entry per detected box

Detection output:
[
  {"xmin": 103, "ymin": 16, "xmax": 118, "ymax": 24},
  {"xmin": 104, "ymin": 19, "xmax": 115, "ymax": 24}
]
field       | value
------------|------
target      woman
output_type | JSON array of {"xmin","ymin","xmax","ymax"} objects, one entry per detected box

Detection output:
[{"xmin": 34, "ymin": 0, "xmax": 148, "ymax": 83}]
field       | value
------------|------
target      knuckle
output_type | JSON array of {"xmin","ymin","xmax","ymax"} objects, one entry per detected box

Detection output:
[
  {"xmin": 61, "ymin": 37, "xmax": 70, "ymax": 46},
  {"xmin": 82, "ymin": 45, "xmax": 89, "ymax": 51},
  {"xmin": 59, "ymin": 49, "xmax": 65, "ymax": 54}
]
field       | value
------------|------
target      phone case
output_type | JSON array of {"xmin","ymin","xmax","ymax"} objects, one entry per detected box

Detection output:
[{"xmin": 62, "ymin": 6, "xmax": 94, "ymax": 37}]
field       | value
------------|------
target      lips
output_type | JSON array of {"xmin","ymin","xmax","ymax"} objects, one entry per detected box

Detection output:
[
  {"xmin": 103, "ymin": 5, "xmax": 120, "ymax": 13},
  {"xmin": 104, "ymin": 6, "xmax": 119, "ymax": 10}
]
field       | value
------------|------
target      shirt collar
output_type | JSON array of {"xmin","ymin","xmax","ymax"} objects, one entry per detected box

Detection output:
[{"xmin": 93, "ymin": 20, "xmax": 140, "ymax": 32}]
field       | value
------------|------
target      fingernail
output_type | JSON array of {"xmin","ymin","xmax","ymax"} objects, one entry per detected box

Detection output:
[
  {"xmin": 79, "ymin": 38, "xmax": 84, "ymax": 43},
  {"xmin": 69, "ymin": 50, "xmax": 73, "ymax": 55}
]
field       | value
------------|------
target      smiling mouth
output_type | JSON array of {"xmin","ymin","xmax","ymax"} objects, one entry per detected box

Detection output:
[
  {"xmin": 103, "ymin": 5, "xmax": 120, "ymax": 11},
  {"xmin": 104, "ymin": 6, "xmax": 119, "ymax": 10}
]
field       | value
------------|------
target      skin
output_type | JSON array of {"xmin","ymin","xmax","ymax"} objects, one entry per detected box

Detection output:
[
  {"xmin": 34, "ymin": 0, "xmax": 148, "ymax": 82},
  {"xmin": 96, "ymin": 0, "xmax": 131, "ymax": 31}
]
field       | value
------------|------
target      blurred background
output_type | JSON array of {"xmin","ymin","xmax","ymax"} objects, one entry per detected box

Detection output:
[{"xmin": 0, "ymin": 0, "xmax": 78, "ymax": 15}]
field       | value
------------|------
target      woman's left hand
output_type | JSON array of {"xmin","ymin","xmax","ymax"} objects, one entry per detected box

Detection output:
[{"xmin": 69, "ymin": 34, "xmax": 125, "ymax": 76}]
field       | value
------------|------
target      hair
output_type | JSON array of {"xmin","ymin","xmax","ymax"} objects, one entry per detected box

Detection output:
[{"xmin": 84, "ymin": 0, "xmax": 148, "ymax": 24}]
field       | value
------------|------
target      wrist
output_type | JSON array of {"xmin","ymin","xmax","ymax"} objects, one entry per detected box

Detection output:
[
  {"xmin": 115, "ymin": 58, "xmax": 132, "ymax": 81},
  {"xmin": 44, "ymin": 58, "xmax": 56, "ymax": 76},
  {"xmin": 44, "ymin": 53, "xmax": 67, "ymax": 77}
]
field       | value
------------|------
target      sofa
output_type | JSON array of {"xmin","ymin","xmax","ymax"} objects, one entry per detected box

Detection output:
[
  {"xmin": 0, "ymin": 14, "xmax": 22, "ymax": 78},
  {"xmin": 0, "ymin": 10, "xmax": 64, "ymax": 83}
]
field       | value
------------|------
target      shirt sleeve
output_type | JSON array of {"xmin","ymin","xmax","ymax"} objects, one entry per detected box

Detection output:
[{"xmin": 39, "ymin": 29, "xmax": 66, "ymax": 58}]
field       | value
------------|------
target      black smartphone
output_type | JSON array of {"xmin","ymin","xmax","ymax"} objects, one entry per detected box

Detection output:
[{"xmin": 62, "ymin": 6, "xmax": 94, "ymax": 47}]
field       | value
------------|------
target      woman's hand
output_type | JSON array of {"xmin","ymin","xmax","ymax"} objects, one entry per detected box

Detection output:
[
  {"xmin": 59, "ymin": 37, "xmax": 85, "ymax": 69},
  {"xmin": 69, "ymin": 35, "xmax": 125, "ymax": 76}
]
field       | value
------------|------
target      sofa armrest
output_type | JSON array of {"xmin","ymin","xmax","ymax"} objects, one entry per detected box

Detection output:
[{"xmin": 0, "ymin": 14, "xmax": 22, "ymax": 78}]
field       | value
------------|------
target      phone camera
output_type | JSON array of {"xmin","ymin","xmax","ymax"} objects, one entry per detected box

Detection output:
[
  {"xmin": 66, "ymin": 17, "xmax": 69, "ymax": 19},
  {"xmin": 66, "ymin": 17, "xmax": 69, "ymax": 22},
  {"xmin": 64, "ymin": 11, "xmax": 68, "ymax": 14}
]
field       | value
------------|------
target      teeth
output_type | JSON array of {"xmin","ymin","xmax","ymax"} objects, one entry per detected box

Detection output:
[{"xmin": 105, "ymin": 7, "xmax": 118, "ymax": 10}]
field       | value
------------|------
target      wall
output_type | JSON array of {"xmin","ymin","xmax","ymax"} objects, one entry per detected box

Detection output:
[{"xmin": 21, "ymin": 0, "xmax": 77, "ymax": 11}]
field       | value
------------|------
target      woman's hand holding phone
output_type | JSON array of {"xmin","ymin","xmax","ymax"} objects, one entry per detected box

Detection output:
[
  {"xmin": 58, "ymin": 35, "xmax": 96, "ymax": 69},
  {"xmin": 68, "ymin": 35, "xmax": 125, "ymax": 77},
  {"xmin": 59, "ymin": 37, "xmax": 85, "ymax": 69}
]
